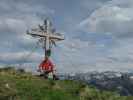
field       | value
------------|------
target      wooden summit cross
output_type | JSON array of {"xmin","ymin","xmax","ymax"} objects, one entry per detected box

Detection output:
[{"xmin": 27, "ymin": 19, "xmax": 64, "ymax": 57}]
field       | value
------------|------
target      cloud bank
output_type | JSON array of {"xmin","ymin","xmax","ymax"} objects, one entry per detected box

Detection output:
[{"xmin": 0, "ymin": 0, "xmax": 133, "ymax": 73}]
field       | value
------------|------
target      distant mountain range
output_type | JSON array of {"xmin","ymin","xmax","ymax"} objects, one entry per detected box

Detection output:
[{"xmin": 58, "ymin": 71, "xmax": 133, "ymax": 96}]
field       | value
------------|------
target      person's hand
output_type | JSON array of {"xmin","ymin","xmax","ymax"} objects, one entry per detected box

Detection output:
[{"xmin": 37, "ymin": 69, "xmax": 41, "ymax": 72}]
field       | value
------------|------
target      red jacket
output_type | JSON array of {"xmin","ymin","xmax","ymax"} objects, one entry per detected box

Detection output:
[{"xmin": 39, "ymin": 59, "xmax": 54, "ymax": 72}]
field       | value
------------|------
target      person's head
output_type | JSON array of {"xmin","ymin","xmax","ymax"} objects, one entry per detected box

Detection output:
[{"xmin": 45, "ymin": 56, "xmax": 49, "ymax": 60}]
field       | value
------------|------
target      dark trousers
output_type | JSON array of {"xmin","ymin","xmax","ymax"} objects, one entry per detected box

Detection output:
[{"xmin": 40, "ymin": 71, "xmax": 59, "ymax": 80}]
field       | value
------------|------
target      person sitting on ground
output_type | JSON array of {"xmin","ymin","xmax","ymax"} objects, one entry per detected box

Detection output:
[{"xmin": 38, "ymin": 56, "xmax": 58, "ymax": 80}]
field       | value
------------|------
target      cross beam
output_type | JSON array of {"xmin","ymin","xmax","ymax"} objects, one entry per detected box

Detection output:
[
  {"xmin": 27, "ymin": 32, "xmax": 64, "ymax": 41},
  {"xmin": 27, "ymin": 19, "xmax": 64, "ymax": 57}
]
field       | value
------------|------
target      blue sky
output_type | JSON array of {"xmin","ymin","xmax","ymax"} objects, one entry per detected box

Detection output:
[{"xmin": 0, "ymin": 0, "xmax": 133, "ymax": 73}]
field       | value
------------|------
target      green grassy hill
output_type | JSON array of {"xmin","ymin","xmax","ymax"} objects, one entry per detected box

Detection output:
[{"xmin": 0, "ymin": 67, "xmax": 132, "ymax": 100}]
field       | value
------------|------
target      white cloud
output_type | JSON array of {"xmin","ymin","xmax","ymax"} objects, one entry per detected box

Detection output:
[
  {"xmin": 76, "ymin": 0, "xmax": 133, "ymax": 72},
  {"xmin": 79, "ymin": 0, "xmax": 133, "ymax": 38},
  {"xmin": 0, "ymin": 51, "xmax": 42, "ymax": 64},
  {"xmin": 0, "ymin": 0, "xmax": 53, "ymax": 52}
]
